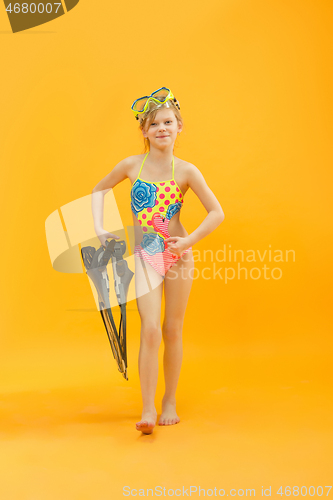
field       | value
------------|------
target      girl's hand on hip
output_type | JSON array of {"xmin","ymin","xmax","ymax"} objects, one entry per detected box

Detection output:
[{"xmin": 164, "ymin": 236, "xmax": 191, "ymax": 257}]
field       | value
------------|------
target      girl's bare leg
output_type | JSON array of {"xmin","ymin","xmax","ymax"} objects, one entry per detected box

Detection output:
[
  {"xmin": 134, "ymin": 254, "xmax": 164, "ymax": 434},
  {"xmin": 159, "ymin": 249, "xmax": 194, "ymax": 426}
]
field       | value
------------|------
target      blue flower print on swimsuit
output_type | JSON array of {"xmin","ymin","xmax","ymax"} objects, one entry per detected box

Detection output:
[
  {"xmin": 166, "ymin": 201, "xmax": 183, "ymax": 220},
  {"xmin": 140, "ymin": 233, "xmax": 165, "ymax": 256},
  {"xmin": 131, "ymin": 180, "xmax": 157, "ymax": 216}
]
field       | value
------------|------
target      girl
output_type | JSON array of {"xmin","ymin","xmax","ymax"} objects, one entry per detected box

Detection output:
[{"xmin": 91, "ymin": 87, "xmax": 224, "ymax": 434}]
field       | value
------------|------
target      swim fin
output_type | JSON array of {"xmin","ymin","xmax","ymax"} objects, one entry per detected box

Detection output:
[{"xmin": 81, "ymin": 239, "xmax": 134, "ymax": 380}]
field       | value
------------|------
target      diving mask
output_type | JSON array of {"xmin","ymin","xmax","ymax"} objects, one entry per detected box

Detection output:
[{"xmin": 131, "ymin": 87, "xmax": 180, "ymax": 120}]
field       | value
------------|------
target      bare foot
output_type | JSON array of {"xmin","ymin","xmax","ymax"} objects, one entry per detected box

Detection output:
[
  {"xmin": 159, "ymin": 399, "xmax": 180, "ymax": 426},
  {"xmin": 136, "ymin": 411, "xmax": 157, "ymax": 434}
]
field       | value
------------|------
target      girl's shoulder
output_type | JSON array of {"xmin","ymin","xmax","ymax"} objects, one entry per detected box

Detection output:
[
  {"xmin": 174, "ymin": 157, "xmax": 201, "ymax": 177},
  {"xmin": 126, "ymin": 154, "xmax": 146, "ymax": 161},
  {"xmin": 114, "ymin": 154, "xmax": 144, "ymax": 174},
  {"xmin": 173, "ymin": 157, "xmax": 201, "ymax": 196},
  {"xmin": 124, "ymin": 154, "xmax": 146, "ymax": 169},
  {"xmin": 124, "ymin": 155, "xmax": 147, "ymax": 184}
]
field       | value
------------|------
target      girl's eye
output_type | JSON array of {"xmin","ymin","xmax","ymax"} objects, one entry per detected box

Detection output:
[{"xmin": 150, "ymin": 120, "xmax": 171, "ymax": 126}]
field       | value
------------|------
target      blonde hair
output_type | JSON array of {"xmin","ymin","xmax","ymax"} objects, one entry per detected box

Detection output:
[{"xmin": 138, "ymin": 100, "xmax": 183, "ymax": 154}]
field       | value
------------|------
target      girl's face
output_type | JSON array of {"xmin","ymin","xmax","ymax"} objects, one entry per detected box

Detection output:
[{"xmin": 142, "ymin": 108, "xmax": 182, "ymax": 149}]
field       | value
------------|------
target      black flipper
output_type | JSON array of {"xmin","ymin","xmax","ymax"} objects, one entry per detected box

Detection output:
[{"xmin": 81, "ymin": 239, "xmax": 134, "ymax": 380}]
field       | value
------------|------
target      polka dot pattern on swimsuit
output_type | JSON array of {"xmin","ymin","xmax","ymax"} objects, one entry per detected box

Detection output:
[{"xmin": 130, "ymin": 154, "xmax": 184, "ymax": 234}]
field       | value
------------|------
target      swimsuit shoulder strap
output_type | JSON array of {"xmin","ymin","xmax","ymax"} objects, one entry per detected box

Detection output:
[
  {"xmin": 138, "ymin": 152, "xmax": 149, "ymax": 179},
  {"xmin": 172, "ymin": 156, "xmax": 175, "ymax": 180}
]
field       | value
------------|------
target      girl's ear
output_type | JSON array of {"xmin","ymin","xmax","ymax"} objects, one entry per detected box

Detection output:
[
  {"xmin": 141, "ymin": 127, "xmax": 148, "ymax": 139},
  {"xmin": 178, "ymin": 121, "xmax": 183, "ymax": 134}
]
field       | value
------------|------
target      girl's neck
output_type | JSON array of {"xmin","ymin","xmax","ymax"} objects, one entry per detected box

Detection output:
[{"xmin": 146, "ymin": 146, "xmax": 174, "ymax": 167}]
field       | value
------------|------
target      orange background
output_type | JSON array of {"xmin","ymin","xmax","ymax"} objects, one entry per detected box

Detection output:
[{"xmin": 1, "ymin": 0, "xmax": 332, "ymax": 498}]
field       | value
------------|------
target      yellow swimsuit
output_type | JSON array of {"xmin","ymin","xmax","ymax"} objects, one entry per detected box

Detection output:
[{"xmin": 131, "ymin": 152, "xmax": 191, "ymax": 276}]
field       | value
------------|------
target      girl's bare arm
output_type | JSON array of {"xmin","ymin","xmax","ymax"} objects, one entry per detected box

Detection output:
[
  {"xmin": 91, "ymin": 157, "xmax": 133, "ymax": 243},
  {"xmin": 185, "ymin": 163, "xmax": 225, "ymax": 247}
]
